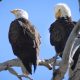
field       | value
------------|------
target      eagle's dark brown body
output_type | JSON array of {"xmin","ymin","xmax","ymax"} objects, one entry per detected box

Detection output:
[
  {"xmin": 8, "ymin": 18, "xmax": 41, "ymax": 74},
  {"xmin": 49, "ymin": 17, "xmax": 76, "ymax": 57},
  {"xmin": 49, "ymin": 18, "xmax": 80, "ymax": 70}
]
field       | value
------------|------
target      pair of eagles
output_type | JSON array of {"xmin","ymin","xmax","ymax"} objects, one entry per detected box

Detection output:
[{"xmin": 9, "ymin": 3, "xmax": 77, "ymax": 75}]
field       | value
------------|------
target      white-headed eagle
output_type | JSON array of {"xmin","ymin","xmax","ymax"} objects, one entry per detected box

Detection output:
[
  {"xmin": 49, "ymin": 3, "xmax": 76, "ymax": 57},
  {"xmin": 8, "ymin": 9, "xmax": 41, "ymax": 74}
]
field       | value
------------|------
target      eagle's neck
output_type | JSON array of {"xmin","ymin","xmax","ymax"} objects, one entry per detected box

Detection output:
[
  {"xmin": 15, "ymin": 13, "xmax": 28, "ymax": 20},
  {"xmin": 57, "ymin": 17, "xmax": 72, "ymax": 22}
]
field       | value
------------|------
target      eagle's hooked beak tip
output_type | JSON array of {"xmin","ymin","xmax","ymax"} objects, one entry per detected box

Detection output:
[{"xmin": 10, "ymin": 10, "xmax": 16, "ymax": 14}]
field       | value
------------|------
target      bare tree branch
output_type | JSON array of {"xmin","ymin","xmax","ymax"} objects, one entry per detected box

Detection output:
[
  {"xmin": 39, "ymin": 57, "xmax": 61, "ymax": 70},
  {"xmin": 52, "ymin": 20, "xmax": 80, "ymax": 80},
  {"xmin": 0, "ymin": 58, "xmax": 33, "ymax": 80},
  {"xmin": 0, "ymin": 56, "xmax": 61, "ymax": 80}
]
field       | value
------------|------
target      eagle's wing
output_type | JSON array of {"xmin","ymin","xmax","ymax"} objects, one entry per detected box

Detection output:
[
  {"xmin": 49, "ymin": 21, "xmax": 66, "ymax": 46},
  {"xmin": 18, "ymin": 19, "xmax": 41, "ymax": 48}
]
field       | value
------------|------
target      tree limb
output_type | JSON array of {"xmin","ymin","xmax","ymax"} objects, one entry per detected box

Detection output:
[
  {"xmin": 0, "ymin": 58, "xmax": 33, "ymax": 80},
  {"xmin": 39, "ymin": 56, "xmax": 61, "ymax": 70},
  {"xmin": 0, "ymin": 56, "xmax": 61, "ymax": 80}
]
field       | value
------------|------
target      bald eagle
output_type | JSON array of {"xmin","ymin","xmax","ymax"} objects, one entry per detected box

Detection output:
[
  {"xmin": 49, "ymin": 3, "xmax": 76, "ymax": 57},
  {"xmin": 8, "ymin": 9, "xmax": 41, "ymax": 74}
]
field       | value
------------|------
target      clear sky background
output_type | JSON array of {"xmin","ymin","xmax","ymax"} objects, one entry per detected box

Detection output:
[{"xmin": 0, "ymin": 0, "xmax": 79, "ymax": 80}]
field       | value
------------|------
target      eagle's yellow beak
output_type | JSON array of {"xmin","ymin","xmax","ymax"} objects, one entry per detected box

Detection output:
[
  {"xmin": 11, "ymin": 10, "xmax": 17, "ymax": 14},
  {"xmin": 55, "ymin": 9, "xmax": 61, "ymax": 19}
]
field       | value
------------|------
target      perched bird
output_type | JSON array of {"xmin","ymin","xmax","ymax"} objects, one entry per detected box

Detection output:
[
  {"xmin": 8, "ymin": 9, "xmax": 41, "ymax": 74},
  {"xmin": 49, "ymin": 3, "xmax": 76, "ymax": 57}
]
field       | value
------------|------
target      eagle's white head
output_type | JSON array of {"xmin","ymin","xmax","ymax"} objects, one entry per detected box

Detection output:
[
  {"xmin": 54, "ymin": 3, "xmax": 71, "ymax": 19},
  {"xmin": 11, "ymin": 9, "xmax": 28, "ymax": 19}
]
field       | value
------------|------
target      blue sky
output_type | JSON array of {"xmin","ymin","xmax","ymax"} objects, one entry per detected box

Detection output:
[{"xmin": 0, "ymin": 0, "xmax": 79, "ymax": 80}]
